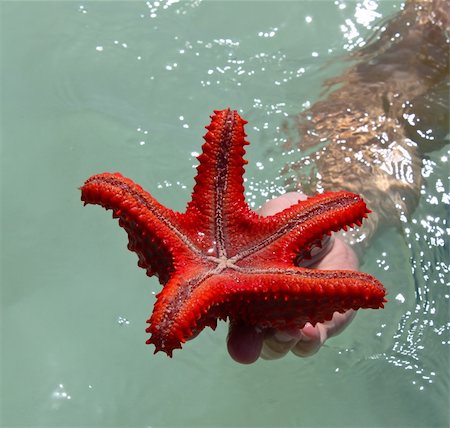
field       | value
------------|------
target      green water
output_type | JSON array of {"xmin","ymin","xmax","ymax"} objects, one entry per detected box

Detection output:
[{"xmin": 1, "ymin": 1, "xmax": 449, "ymax": 427}]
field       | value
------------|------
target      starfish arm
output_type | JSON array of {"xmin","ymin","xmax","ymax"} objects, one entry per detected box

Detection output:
[
  {"xmin": 235, "ymin": 191, "xmax": 371, "ymax": 265},
  {"xmin": 184, "ymin": 109, "xmax": 253, "ymax": 257},
  {"xmin": 215, "ymin": 268, "xmax": 386, "ymax": 329},
  {"xmin": 80, "ymin": 172, "xmax": 197, "ymax": 284},
  {"xmin": 145, "ymin": 266, "xmax": 386, "ymax": 356},
  {"xmin": 145, "ymin": 267, "xmax": 217, "ymax": 356}
]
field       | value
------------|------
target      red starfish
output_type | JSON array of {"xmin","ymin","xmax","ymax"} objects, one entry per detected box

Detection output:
[{"xmin": 80, "ymin": 109, "xmax": 386, "ymax": 357}]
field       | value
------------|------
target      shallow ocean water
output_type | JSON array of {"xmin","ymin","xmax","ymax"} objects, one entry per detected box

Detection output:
[{"xmin": 1, "ymin": 1, "xmax": 449, "ymax": 427}]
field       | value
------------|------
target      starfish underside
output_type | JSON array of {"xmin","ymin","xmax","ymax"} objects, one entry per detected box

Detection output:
[{"xmin": 81, "ymin": 109, "xmax": 386, "ymax": 356}]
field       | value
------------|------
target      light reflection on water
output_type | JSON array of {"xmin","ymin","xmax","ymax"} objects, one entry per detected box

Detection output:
[
  {"xmin": 1, "ymin": 0, "xmax": 448, "ymax": 427},
  {"xmin": 274, "ymin": 0, "xmax": 449, "ymax": 402}
]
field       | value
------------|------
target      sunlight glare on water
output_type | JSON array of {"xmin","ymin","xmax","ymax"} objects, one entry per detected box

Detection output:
[{"xmin": 1, "ymin": 1, "xmax": 449, "ymax": 427}]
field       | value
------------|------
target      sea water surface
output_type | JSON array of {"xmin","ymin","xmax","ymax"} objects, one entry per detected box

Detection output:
[{"xmin": 1, "ymin": 1, "xmax": 449, "ymax": 427}]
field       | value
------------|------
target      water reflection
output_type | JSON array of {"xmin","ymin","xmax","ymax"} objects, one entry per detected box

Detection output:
[
  {"xmin": 282, "ymin": 0, "xmax": 448, "ymax": 248},
  {"xmin": 280, "ymin": 0, "xmax": 449, "ymax": 395}
]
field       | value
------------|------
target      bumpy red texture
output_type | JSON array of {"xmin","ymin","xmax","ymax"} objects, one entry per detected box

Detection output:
[{"xmin": 80, "ymin": 109, "xmax": 386, "ymax": 357}]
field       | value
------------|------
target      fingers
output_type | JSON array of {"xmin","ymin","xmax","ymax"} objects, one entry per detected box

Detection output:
[
  {"xmin": 261, "ymin": 310, "xmax": 357, "ymax": 361},
  {"xmin": 321, "ymin": 310, "xmax": 356, "ymax": 338},
  {"xmin": 291, "ymin": 323, "xmax": 327, "ymax": 357},
  {"xmin": 226, "ymin": 307, "xmax": 356, "ymax": 364},
  {"xmin": 226, "ymin": 321, "xmax": 265, "ymax": 364},
  {"xmin": 226, "ymin": 322, "xmax": 327, "ymax": 363},
  {"xmin": 260, "ymin": 328, "xmax": 303, "ymax": 360},
  {"xmin": 261, "ymin": 324, "xmax": 326, "ymax": 359}
]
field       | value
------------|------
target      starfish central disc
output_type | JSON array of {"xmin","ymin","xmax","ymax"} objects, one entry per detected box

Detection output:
[{"xmin": 207, "ymin": 255, "xmax": 238, "ymax": 271}]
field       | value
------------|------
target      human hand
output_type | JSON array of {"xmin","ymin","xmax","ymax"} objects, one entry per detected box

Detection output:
[{"xmin": 226, "ymin": 192, "xmax": 359, "ymax": 364}]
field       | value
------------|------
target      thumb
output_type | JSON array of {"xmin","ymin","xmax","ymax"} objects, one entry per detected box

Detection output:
[{"xmin": 226, "ymin": 321, "xmax": 265, "ymax": 364}]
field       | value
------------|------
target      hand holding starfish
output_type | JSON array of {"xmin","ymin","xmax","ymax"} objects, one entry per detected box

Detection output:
[{"xmin": 227, "ymin": 192, "xmax": 359, "ymax": 364}]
